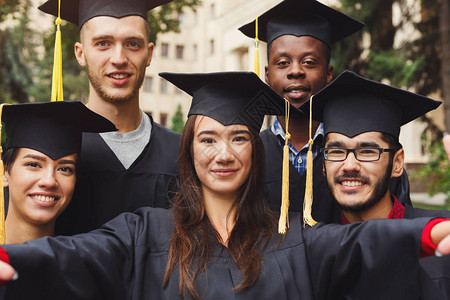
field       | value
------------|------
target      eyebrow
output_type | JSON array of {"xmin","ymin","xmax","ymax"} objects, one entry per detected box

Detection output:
[
  {"xmin": 91, "ymin": 35, "xmax": 145, "ymax": 42},
  {"xmin": 22, "ymin": 154, "xmax": 77, "ymax": 165},
  {"xmin": 326, "ymin": 141, "xmax": 381, "ymax": 148},
  {"xmin": 197, "ymin": 130, "xmax": 216, "ymax": 136},
  {"xmin": 358, "ymin": 141, "xmax": 381, "ymax": 148},
  {"xmin": 197, "ymin": 129, "xmax": 251, "ymax": 137},
  {"xmin": 23, "ymin": 154, "xmax": 46, "ymax": 162},
  {"xmin": 57, "ymin": 159, "xmax": 77, "ymax": 166},
  {"xmin": 231, "ymin": 130, "xmax": 251, "ymax": 135}
]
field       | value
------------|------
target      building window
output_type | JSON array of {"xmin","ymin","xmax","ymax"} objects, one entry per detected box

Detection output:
[
  {"xmin": 176, "ymin": 45, "xmax": 184, "ymax": 59},
  {"xmin": 193, "ymin": 44, "xmax": 198, "ymax": 61},
  {"xmin": 210, "ymin": 39, "xmax": 215, "ymax": 56},
  {"xmin": 161, "ymin": 43, "xmax": 169, "ymax": 58},
  {"xmin": 143, "ymin": 76, "xmax": 153, "ymax": 93},
  {"xmin": 160, "ymin": 79, "xmax": 169, "ymax": 94},
  {"xmin": 160, "ymin": 113, "xmax": 168, "ymax": 127},
  {"xmin": 210, "ymin": 3, "xmax": 215, "ymax": 19},
  {"xmin": 177, "ymin": 12, "xmax": 185, "ymax": 26},
  {"xmin": 193, "ymin": 9, "xmax": 198, "ymax": 25}
]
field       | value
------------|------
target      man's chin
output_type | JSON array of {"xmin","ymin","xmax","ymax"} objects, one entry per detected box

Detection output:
[{"xmin": 288, "ymin": 99, "xmax": 308, "ymax": 109}]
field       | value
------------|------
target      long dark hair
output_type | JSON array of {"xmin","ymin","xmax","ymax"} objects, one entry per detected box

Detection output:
[{"xmin": 163, "ymin": 115, "xmax": 276, "ymax": 299}]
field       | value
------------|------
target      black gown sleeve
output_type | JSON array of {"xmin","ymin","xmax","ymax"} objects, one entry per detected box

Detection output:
[
  {"xmin": 303, "ymin": 218, "xmax": 431, "ymax": 300},
  {"xmin": 1, "ymin": 211, "xmax": 150, "ymax": 300}
]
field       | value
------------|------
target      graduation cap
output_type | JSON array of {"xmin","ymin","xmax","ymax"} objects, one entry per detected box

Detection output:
[
  {"xmin": 38, "ymin": 0, "xmax": 172, "ymax": 27},
  {"xmin": 2, "ymin": 101, "xmax": 117, "ymax": 160},
  {"xmin": 239, "ymin": 0, "xmax": 365, "ymax": 48},
  {"xmin": 303, "ymin": 70, "xmax": 442, "ymax": 139},
  {"xmin": 159, "ymin": 71, "xmax": 302, "ymax": 132}
]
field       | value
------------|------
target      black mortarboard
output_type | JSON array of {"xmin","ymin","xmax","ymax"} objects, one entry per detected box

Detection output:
[
  {"xmin": 2, "ymin": 101, "xmax": 117, "ymax": 160},
  {"xmin": 159, "ymin": 72, "xmax": 301, "ymax": 132},
  {"xmin": 303, "ymin": 70, "xmax": 442, "ymax": 139},
  {"xmin": 239, "ymin": 0, "xmax": 364, "ymax": 47},
  {"xmin": 38, "ymin": 0, "xmax": 171, "ymax": 28}
]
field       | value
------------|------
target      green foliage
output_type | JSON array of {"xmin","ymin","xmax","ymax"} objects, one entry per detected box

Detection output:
[
  {"xmin": 0, "ymin": 2, "xmax": 37, "ymax": 104},
  {"xmin": 0, "ymin": 0, "xmax": 26, "ymax": 22},
  {"xmin": 171, "ymin": 104, "xmax": 185, "ymax": 133},
  {"xmin": 365, "ymin": 50, "xmax": 426, "ymax": 88},
  {"xmin": 335, "ymin": 0, "xmax": 441, "ymax": 96},
  {"xmin": 413, "ymin": 134, "xmax": 450, "ymax": 201}
]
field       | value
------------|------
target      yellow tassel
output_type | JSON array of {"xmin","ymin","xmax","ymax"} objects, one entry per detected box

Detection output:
[
  {"xmin": 254, "ymin": 17, "xmax": 260, "ymax": 76},
  {"xmin": 51, "ymin": 0, "xmax": 64, "ymax": 102},
  {"xmin": 0, "ymin": 104, "xmax": 7, "ymax": 244},
  {"xmin": 278, "ymin": 100, "xmax": 291, "ymax": 234},
  {"xmin": 303, "ymin": 145, "xmax": 317, "ymax": 227},
  {"xmin": 303, "ymin": 96, "xmax": 317, "ymax": 227}
]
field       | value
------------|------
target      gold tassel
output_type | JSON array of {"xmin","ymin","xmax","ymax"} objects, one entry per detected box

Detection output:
[
  {"xmin": 51, "ymin": 0, "xmax": 64, "ymax": 102},
  {"xmin": 278, "ymin": 100, "xmax": 291, "ymax": 234},
  {"xmin": 0, "ymin": 104, "xmax": 7, "ymax": 244},
  {"xmin": 254, "ymin": 17, "xmax": 260, "ymax": 76},
  {"xmin": 303, "ymin": 96, "xmax": 317, "ymax": 227}
]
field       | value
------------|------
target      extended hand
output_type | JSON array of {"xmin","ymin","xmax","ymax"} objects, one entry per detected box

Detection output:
[
  {"xmin": 0, "ymin": 260, "xmax": 15, "ymax": 281},
  {"xmin": 432, "ymin": 221, "xmax": 450, "ymax": 255}
]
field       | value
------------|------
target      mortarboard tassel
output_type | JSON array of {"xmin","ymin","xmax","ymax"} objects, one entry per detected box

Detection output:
[
  {"xmin": 254, "ymin": 17, "xmax": 260, "ymax": 76},
  {"xmin": 278, "ymin": 99, "xmax": 291, "ymax": 234},
  {"xmin": 0, "ymin": 104, "xmax": 7, "ymax": 244},
  {"xmin": 51, "ymin": 0, "xmax": 64, "ymax": 102},
  {"xmin": 303, "ymin": 95, "xmax": 317, "ymax": 227}
]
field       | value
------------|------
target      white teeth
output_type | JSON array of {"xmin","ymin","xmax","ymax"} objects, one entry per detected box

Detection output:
[
  {"xmin": 34, "ymin": 195, "xmax": 56, "ymax": 202},
  {"xmin": 109, "ymin": 74, "xmax": 127, "ymax": 79},
  {"xmin": 342, "ymin": 181, "xmax": 363, "ymax": 187}
]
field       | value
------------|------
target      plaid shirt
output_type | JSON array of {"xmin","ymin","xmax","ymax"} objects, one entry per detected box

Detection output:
[{"xmin": 271, "ymin": 118, "xmax": 324, "ymax": 176}]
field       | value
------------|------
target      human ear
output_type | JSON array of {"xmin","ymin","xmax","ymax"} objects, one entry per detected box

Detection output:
[
  {"xmin": 391, "ymin": 149, "xmax": 404, "ymax": 178},
  {"xmin": 3, "ymin": 171, "xmax": 9, "ymax": 188},
  {"xmin": 74, "ymin": 42, "xmax": 86, "ymax": 67},
  {"xmin": 146, "ymin": 43, "xmax": 154, "ymax": 67},
  {"xmin": 326, "ymin": 65, "xmax": 333, "ymax": 84}
]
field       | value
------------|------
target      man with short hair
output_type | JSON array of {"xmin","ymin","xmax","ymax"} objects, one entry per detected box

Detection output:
[
  {"xmin": 240, "ymin": 0, "xmax": 411, "ymax": 223},
  {"xmin": 39, "ymin": 0, "xmax": 180, "ymax": 234},
  {"xmin": 311, "ymin": 70, "xmax": 450, "ymax": 298}
]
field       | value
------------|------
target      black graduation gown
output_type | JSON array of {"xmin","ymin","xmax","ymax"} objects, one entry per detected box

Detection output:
[
  {"xmin": 0, "ymin": 208, "xmax": 432, "ymax": 300},
  {"xmin": 56, "ymin": 117, "xmax": 180, "ymax": 235},
  {"xmin": 260, "ymin": 129, "xmax": 412, "ymax": 223},
  {"xmin": 404, "ymin": 205, "xmax": 450, "ymax": 299}
]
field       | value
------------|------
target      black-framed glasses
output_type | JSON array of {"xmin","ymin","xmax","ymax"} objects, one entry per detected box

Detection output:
[{"xmin": 321, "ymin": 147, "xmax": 398, "ymax": 162}]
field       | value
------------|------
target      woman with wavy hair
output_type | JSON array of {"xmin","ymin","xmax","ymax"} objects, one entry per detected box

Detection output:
[{"xmin": 0, "ymin": 73, "xmax": 449, "ymax": 300}]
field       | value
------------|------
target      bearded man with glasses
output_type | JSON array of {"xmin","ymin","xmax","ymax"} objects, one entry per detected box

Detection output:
[{"xmin": 300, "ymin": 70, "xmax": 450, "ymax": 298}]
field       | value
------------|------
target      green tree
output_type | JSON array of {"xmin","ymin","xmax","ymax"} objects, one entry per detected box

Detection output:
[
  {"xmin": 171, "ymin": 103, "xmax": 185, "ymax": 133},
  {"xmin": 0, "ymin": 0, "xmax": 37, "ymax": 104},
  {"xmin": 413, "ymin": 134, "xmax": 450, "ymax": 206},
  {"xmin": 333, "ymin": 0, "xmax": 446, "ymax": 109},
  {"xmin": 0, "ymin": 0, "xmax": 24, "ymax": 22}
]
